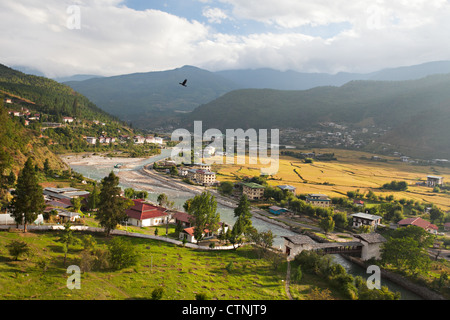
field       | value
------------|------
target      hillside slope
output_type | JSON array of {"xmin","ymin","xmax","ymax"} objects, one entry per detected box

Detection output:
[{"xmin": 0, "ymin": 64, "xmax": 115, "ymax": 122}]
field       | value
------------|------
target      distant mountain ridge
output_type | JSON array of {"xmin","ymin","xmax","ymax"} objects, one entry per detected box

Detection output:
[
  {"xmin": 63, "ymin": 60, "xmax": 450, "ymax": 129},
  {"xmin": 65, "ymin": 65, "xmax": 241, "ymax": 125},
  {"xmin": 216, "ymin": 60, "xmax": 450, "ymax": 90},
  {"xmin": 182, "ymin": 73, "xmax": 450, "ymax": 159}
]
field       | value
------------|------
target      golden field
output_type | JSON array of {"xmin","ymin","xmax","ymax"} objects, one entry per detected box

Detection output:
[{"xmin": 209, "ymin": 149, "xmax": 450, "ymax": 211}]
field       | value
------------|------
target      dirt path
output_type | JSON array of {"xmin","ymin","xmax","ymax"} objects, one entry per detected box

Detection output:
[{"xmin": 285, "ymin": 260, "xmax": 293, "ymax": 300}]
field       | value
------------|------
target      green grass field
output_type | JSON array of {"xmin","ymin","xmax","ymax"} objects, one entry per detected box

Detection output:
[{"xmin": 0, "ymin": 230, "xmax": 289, "ymax": 300}]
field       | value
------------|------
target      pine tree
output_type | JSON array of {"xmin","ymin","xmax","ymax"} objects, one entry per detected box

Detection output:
[
  {"xmin": 233, "ymin": 195, "xmax": 253, "ymax": 237},
  {"xmin": 96, "ymin": 171, "xmax": 133, "ymax": 237},
  {"xmin": 11, "ymin": 157, "xmax": 45, "ymax": 232}
]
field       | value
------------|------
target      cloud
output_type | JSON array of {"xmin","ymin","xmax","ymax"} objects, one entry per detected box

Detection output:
[
  {"xmin": 202, "ymin": 6, "xmax": 230, "ymax": 24},
  {"xmin": 1, "ymin": 0, "xmax": 450, "ymax": 77}
]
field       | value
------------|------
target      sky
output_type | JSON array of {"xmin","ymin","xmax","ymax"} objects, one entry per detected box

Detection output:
[{"xmin": 2, "ymin": 0, "xmax": 450, "ymax": 77}]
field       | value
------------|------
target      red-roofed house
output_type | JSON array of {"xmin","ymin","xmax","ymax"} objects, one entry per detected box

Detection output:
[
  {"xmin": 179, "ymin": 222, "xmax": 229, "ymax": 244},
  {"xmin": 172, "ymin": 211, "xmax": 193, "ymax": 228},
  {"xmin": 125, "ymin": 199, "xmax": 170, "ymax": 227},
  {"xmin": 397, "ymin": 217, "xmax": 439, "ymax": 234}
]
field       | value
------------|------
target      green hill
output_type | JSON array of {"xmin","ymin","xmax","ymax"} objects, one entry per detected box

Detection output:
[
  {"xmin": 183, "ymin": 74, "xmax": 450, "ymax": 159},
  {"xmin": 65, "ymin": 65, "xmax": 241, "ymax": 127},
  {"xmin": 0, "ymin": 64, "xmax": 115, "ymax": 122}
]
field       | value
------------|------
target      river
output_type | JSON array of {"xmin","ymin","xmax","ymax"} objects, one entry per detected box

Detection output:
[{"xmin": 64, "ymin": 149, "xmax": 423, "ymax": 300}]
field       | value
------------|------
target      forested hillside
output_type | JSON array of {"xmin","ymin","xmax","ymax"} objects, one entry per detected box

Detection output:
[
  {"xmin": 183, "ymin": 73, "xmax": 450, "ymax": 159},
  {"xmin": 0, "ymin": 64, "xmax": 115, "ymax": 122},
  {"xmin": 65, "ymin": 65, "xmax": 240, "ymax": 128}
]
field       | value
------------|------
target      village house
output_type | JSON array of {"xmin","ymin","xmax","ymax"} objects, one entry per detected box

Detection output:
[
  {"xmin": 397, "ymin": 217, "xmax": 438, "ymax": 234},
  {"xmin": 186, "ymin": 169, "xmax": 217, "ymax": 186},
  {"xmin": 306, "ymin": 194, "xmax": 331, "ymax": 208},
  {"xmin": 350, "ymin": 212, "xmax": 383, "ymax": 230},
  {"xmin": 445, "ymin": 222, "xmax": 450, "ymax": 232},
  {"xmin": 268, "ymin": 206, "xmax": 288, "ymax": 215},
  {"xmin": 427, "ymin": 175, "xmax": 444, "ymax": 187},
  {"xmin": 43, "ymin": 187, "xmax": 90, "ymax": 201},
  {"xmin": 277, "ymin": 185, "xmax": 296, "ymax": 194},
  {"xmin": 172, "ymin": 211, "xmax": 193, "ymax": 228},
  {"xmin": 178, "ymin": 167, "xmax": 190, "ymax": 177},
  {"xmin": 86, "ymin": 137, "xmax": 97, "ymax": 145},
  {"xmin": 179, "ymin": 222, "xmax": 229, "ymax": 244},
  {"xmin": 125, "ymin": 199, "xmax": 170, "ymax": 228},
  {"xmin": 133, "ymin": 136, "xmax": 145, "ymax": 144},
  {"xmin": 353, "ymin": 200, "xmax": 364, "ymax": 207},
  {"xmin": 50, "ymin": 208, "xmax": 81, "ymax": 223},
  {"xmin": 63, "ymin": 117, "xmax": 74, "ymax": 123},
  {"xmin": 191, "ymin": 163, "xmax": 212, "ymax": 171},
  {"xmin": 242, "ymin": 182, "xmax": 265, "ymax": 201}
]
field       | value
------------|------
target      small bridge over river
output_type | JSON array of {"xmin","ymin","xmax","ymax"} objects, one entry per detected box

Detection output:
[
  {"xmin": 304, "ymin": 241, "xmax": 363, "ymax": 256},
  {"xmin": 283, "ymin": 233, "xmax": 386, "ymax": 261}
]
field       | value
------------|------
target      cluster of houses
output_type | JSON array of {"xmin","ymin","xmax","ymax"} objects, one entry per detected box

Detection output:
[
  {"xmin": 85, "ymin": 135, "xmax": 164, "ymax": 146},
  {"xmin": 178, "ymin": 163, "xmax": 218, "ymax": 186},
  {"xmin": 123, "ymin": 198, "xmax": 229, "ymax": 244},
  {"xmin": 43, "ymin": 187, "xmax": 90, "ymax": 223},
  {"xmin": 7, "ymin": 105, "xmax": 41, "ymax": 126}
]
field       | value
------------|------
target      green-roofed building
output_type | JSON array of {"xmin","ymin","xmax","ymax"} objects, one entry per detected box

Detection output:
[{"xmin": 242, "ymin": 182, "xmax": 265, "ymax": 201}]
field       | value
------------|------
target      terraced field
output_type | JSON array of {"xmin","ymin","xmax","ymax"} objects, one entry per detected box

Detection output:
[{"xmin": 212, "ymin": 149, "xmax": 450, "ymax": 210}]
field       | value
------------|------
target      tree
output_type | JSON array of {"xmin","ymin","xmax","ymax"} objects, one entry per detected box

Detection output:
[
  {"xmin": 319, "ymin": 216, "xmax": 335, "ymax": 234},
  {"xmin": 7, "ymin": 171, "xmax": 16, "ymax": 186},
  {"xmin": 232, "ymin": 195, "xmax": 253, "ymax": 237},
  {"xmin": 96, "ymin": 171, "xmax": 133, "ymax": 237},
  {"xmin": 170, "ymin": 166, "xmax": 178, "ymax": 176},
  {"xmin": 157, "ymin": 193, "xmax": 168, "ymax": 206},
  {"xmin": 59, "ymin": 221, "xmax": 79, "ymax": 267},
  {"xmin": 185, "ymin": 192, "xmax": 220, "ymax": 242},
  {"xmin": 332, "ymin": 211, "xmax": 348, "ymax": 229},
  {"xmin": 71, "ymin": 197, "xmax": 82, "ymax": 214},
  {"xmin": 218, "ymin": 181, "xmax": 234, "ymax": 195},
  {"xmin": 124, "ymin": 187, "xmax": 136, "ymax": 199},
  {"xmin": 429, "ymin": 207, "xmax": 444, "ymax": 224},
  {"xmin": 10, "ymin": 157, "xmax": 45, "ymax": 232},
  {"xmin": 107, "ymin": 237, "xmax": 140, "ymax": 270},
  {"xmin": 6, "ymin": 240, "xmax": 30, "ymax": 261},
  {"xmin": 43, "ymin": 158, "xmax": 50, "ymax": 174},
  {"xmin": 381, "ymin": 227, "xmax": 431, "ymax": 275},
  {"xmin": 87, "ymin": 182, "xmax": 100, "ymax": 210}
]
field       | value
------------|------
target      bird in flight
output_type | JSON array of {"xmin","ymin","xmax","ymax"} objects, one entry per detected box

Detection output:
[{"xmin": 179, "ymin": 79, "xmax": 187, "ymax": 87}]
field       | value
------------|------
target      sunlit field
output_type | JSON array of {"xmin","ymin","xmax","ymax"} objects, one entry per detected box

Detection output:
[{"xmin": 211, "ymin": 148, "xmax": 450, "ymax": 211}]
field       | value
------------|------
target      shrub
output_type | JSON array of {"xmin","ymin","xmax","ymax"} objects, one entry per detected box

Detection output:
[
  {"xmin": 151, "ymin": 287, "xmax": 164, "ymax": 300},
  {"xmin": 107, "ymin": 237, "xmax": 140, "ymax": 270}
]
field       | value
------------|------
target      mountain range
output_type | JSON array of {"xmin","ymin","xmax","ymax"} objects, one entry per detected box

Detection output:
[
  {"xmin": 6, "ymin": 60, "xmax": 450, "ymax": 159},
  {"xmin": 64, "ymin": 60, "xmax": 450, "ymax": 127},
  {"xmin": 64, "ymin": 65, "xmax": 240, "ymax": 126},
  {"xmin": 184, "ymin": 73, "xmax": 450, "ymax": 159}
]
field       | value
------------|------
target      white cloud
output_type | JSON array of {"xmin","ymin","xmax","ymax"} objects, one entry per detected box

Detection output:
[
  {"xmin": 1, "ymin": 0, "xmax": 450, "ymax": 77},
  {"xmin": 202, "ymin": 6, "xmax": 230, "ymax": 24}
]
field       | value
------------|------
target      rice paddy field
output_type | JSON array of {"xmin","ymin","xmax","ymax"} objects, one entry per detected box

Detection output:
[
  {"xmin": 0, "ymin": 230, "xmax": 289, "ymax": 300},
  {"xmin": 211, "ymin": 148, "xmax": 450, "ymax": 211}
]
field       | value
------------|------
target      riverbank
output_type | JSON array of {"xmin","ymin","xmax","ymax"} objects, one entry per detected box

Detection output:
[
  {"xmin": 342, "ymin": 255, "xmax": 445, "ymax": 300},
  {"xmin": 60, "ymin": 153, "xmax": 147, "ymax": 169}
]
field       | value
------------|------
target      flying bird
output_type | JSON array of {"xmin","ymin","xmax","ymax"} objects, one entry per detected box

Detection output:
[{"xmin": 179, "ymin": 79, "xmax": 187, "ymax": 87}]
